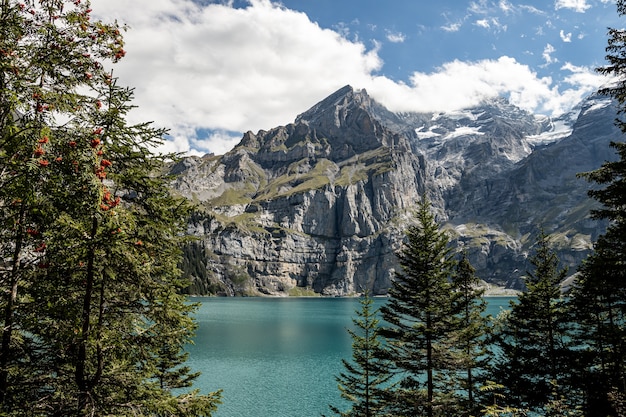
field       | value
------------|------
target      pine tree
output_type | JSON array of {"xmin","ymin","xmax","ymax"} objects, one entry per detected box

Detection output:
[
  {"xmin": 380, "ymin": 198, "xmax": 458, "ymax": 417},
  {"xmin": 449, "ymin": 251, "xmax": 491, "ymax": 416},
  {"xmin": 571, "ymin": 172, "xmax": 626, "ymax": 415},
  {"xmin": 492, "ymin": 231, "xmax": 572, "ymax": 413},
  {"xmin": 327, "ymin": 292, "xmax": 392, "ymax": 417},
  {"xmin": 569, "ymin": 1, "xmax": 626, "ymax": 414},
  {"xmin": 0, "ymin": 1, "xmax": 221, "ymax": 415}
]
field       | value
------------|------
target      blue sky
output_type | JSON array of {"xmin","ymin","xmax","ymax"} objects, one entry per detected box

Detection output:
[
  {"xmin": 90, "ymin": 0, "xmax": 618, "ymax": 155},
  {"xmin": 286, "ymin": 0, "xmax": 615, "ymax": 79}
]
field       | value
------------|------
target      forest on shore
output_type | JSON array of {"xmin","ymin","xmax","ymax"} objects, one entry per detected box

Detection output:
[{"xmin": 2, "ymin": 1, "xmax": 626, "ymax": 416}]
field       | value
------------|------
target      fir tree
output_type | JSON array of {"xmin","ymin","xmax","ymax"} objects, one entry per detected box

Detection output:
[
  {"xmin": 380, "ymin": 198, "xmax": 458, "ymax": 417},
  {"xmin": 0, "ymin": 1, "xmax": 221, "ymax": 415},
  {"xmin": 570, "ymin": 1, "xmax": 626, "ymax": 414},
  {"xmin": 327, "ymin": 292, "xmax": 392, "ymax": 417},
  {"xmin": 449, "ymin": 251, "xmax": 491, "ymax": 416},
  {"xmin": 493, "ymin": 231, "xmax": 572, "ymax": 413}
]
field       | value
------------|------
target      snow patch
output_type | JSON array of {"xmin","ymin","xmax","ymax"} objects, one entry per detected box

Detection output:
[
  {"xmin": 582, "ymin": 98, "xmax": 612, "ymax": 116},
  {"xmin": 415, "ymin": 130, "xmax": 440, "ymax": 139},
  {"xmin": 444, "ymin": 126, "xmax": 484, "ymax": 139},
  {"xmin": 415, "ymin": 125, "xmax": 443, "ymax": 140},
  {"xmin": 439, "ymin": 109, "xmax": 479, "ymax": 121},
  {"xmin": 526, "ymin": 120, "xmax": 572, "ymax": 145}
]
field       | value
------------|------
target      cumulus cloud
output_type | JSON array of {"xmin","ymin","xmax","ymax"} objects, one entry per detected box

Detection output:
[
  {"xmin": 89, "ymin": 0, "xmax": 606, "ymax": 155},
  {"xmin": 555, "ymin": 0, "xmax": 591, "ymax": 13},
  {"xmin": 91, "ymin": 0, "xmax": 381, "ymax": 154},
  {"xmin": 365, "ymin": 57, "xmax": 602, "ymax": 117}
]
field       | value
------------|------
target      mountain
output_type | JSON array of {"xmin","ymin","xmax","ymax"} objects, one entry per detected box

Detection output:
[{"xmin": 170, "ymin": 86, "xmax": 618, "ymax": 296}]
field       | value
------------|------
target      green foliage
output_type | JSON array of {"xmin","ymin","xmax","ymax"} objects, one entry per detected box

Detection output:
[
  {"xmin": 569, "ymin": 2, "xmax": 626, "ymax": 415},
  {"xmin": 0, "ymin": 1, "xmax": 220, "ymax": 415},
  {"xmin": 287, "ymin": 286, "xmax": 319, "ymax": 297},
  {"xmin": 479, "ymin": 381, "xmax": 527, "ymax": 417},
  {"xmin": 253, "ymin": 158, "xmax": 333, "ymax": 201},
  {"xmin": 334, "ymin": 147, "xmax": 393, "ymax": 187},
  {"xmin": 327, "ymin": 293, "xmax": 392, "ymax": 417},
  {"xmin": 492, "ymin": 231, "xmax": 574, "ymax": 413},
  {"xmin": 379, "ymin": 198, "xmax": 464, "ymax": 417},
  {"xmin": 450, "ymin": 251, "xmax": 492, "ymax": 416}
]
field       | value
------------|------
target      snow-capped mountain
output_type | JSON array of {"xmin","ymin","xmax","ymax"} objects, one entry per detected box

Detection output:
[{"xmin": 170, "ymin": 86, "xmax": 618, "ymax": 295}]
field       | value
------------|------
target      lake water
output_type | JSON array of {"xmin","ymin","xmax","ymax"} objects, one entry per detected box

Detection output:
[{"xmin": 185, "ymin": 296, "xmax": 514, "ymax": 417}]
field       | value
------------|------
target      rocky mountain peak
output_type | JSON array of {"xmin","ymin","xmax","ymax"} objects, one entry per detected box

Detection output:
[
  {"xmin": 295, "ymin": 85, "xmax": 371, "ymax": 127},
  {"xmin": 170, "ymin": 87, "xmax": 618, "ymax": 296},
  {"xmin": 235, "ymin": 85, "xmax": 409, "ymax": 165},
  {"xmin": 291, "ymin": 85, "xmax": 399, "ymax": 154}
]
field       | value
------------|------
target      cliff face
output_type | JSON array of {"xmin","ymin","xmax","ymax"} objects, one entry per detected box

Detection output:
[{"xmin": 171, "ymin": 86, "xmax": 617, "ymax": 296}]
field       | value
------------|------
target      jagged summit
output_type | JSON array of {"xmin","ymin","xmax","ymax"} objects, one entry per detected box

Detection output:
[
  {"xmin": 295, "ymin": 85, "xmax": 372, "ymax": 127},
  {"xmin": 234, "ymin": 85, "xmax": 408, "ymax": 163},
  {"xmin": 170, "ymin": 86, "xmax": 617, "ymax": 296},
  {"xmin": 293, "ymin": 85, "xmax": 383, "ymax": 148}
]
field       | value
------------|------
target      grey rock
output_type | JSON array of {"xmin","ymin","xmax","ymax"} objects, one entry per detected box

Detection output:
[{"xmin": 172, "ymin": 86, "xmax": 617, "ymax": 296}]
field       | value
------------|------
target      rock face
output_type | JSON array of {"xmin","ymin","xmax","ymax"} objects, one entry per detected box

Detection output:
[{"xmin": 170, "ymin": 86, "xmax": 618, "ymax": 296}]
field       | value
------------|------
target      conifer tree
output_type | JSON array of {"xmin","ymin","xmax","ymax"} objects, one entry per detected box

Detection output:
[
  {"xmin": 0, "ymin": 1, "xmax": 221, "ymax": 415},
  {"xmin": 380, "ymin": 198, "xmax": 458, "ymax": 417},
  {"xmin": 327, "ymin": 292, "xmax": 392, "ymax": 417},
  {"xmin": 492, "ymin": 231, "xmax": 572, "ymax": 413},
  {"xmin": 449, "ymin": 251, "xmax": 491, "ymax": 416},
  {"xmin": 570, "ymin": 1, "xmax": 626, "ymax": 414}
]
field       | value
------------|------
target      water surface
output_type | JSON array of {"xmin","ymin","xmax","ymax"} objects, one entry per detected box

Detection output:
[{"xmin": 186, "ymin": 296, "xmax": 514, "ymax": 417}]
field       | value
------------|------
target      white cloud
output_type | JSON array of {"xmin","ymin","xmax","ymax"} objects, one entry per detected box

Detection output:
[
  {"xmin": 475, "ymin": 17, "xmax": 507, "ymax": 32},
  {"xmin": 469, "ymin": 0, "xmax": 490, "ymax": 14},
  {"xmin": 89, "ymin": 0, "xmax": 607, "ymax": 155},
  {"xmin": 560, "ymin": 29, "xmax": 572, "ymax": 42},
  {"xmin": 555, "ymin": 0, "xmax": 591, "ymax": 13},
  {"xmin": 91, "ymin": 0, "xmax": 381, "ymax": 154},
  {"xmin": 191, "ymin": 131, "xmax": 242, "ymax": 156},
  {"xmin": 476, "ymin": 19, "xmax": 490, "ymax": 29},
  {"xmin": 385, "ymin": 30, "xmax": 406, "ymax": 43},
  {"xmin": 543, "ymin": 43, "xmax": 558, "ymax": 64},
  {"xmin": 520, "ymin": 5, "xmax": 546, "ymax": 15},
  {"xmin": 441, "ymin": 22, "xmax": 462, "ymax": 32},
  {"xmin": 560, "ymin": 62, "xmax": 608, "ymax": 89},
  {"xmin": 366, "ymin": 57, "xmax": 604, "ymax": 117},
  {"xmin": 499, "ymin": 0, "xmax": 514, "ymax": 14}
]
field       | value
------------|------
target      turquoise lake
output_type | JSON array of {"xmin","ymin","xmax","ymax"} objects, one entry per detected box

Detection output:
[{"xmin": 185, "ymin": 296, "xmax": 514, "ymax": 417}]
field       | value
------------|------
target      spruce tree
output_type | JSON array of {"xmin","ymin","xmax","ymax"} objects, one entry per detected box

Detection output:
[
  {"xmin": 0, "ymin": 1, "xmax": 221, "ymax": 415},
  {"xmin": 449, "ymin": 251, "xmax": 491, "ymax": 416},
  {"xmin": 380, "ymin": 198, "xmax": 458, "ymax": 417},
  {"xmin": 493, "ymin": 231, "xmax": 572, "ymax": 413},
  {"xmin": 327, "ymin": 292, "xmax": 392, "ymax": 417},
  {"xmin": 570, "ymin": 1, "xmax": 626, "ymax": 414}
]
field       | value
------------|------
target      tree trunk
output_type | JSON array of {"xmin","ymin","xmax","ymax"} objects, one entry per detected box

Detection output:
[
  {"xmin": 76, "ymin": 217, "xmax": 98, "ymax": 415},
  {"xmin": 0, "ymin": 205, "xmax": 25, "ymax": 405}
]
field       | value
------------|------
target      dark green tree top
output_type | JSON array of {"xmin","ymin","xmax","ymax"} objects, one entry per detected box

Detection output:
[
  {"xmin": 571, "ymin": 1, "xmax": 626, "ymax": 413},
  {"xmin": 380, "ymin": 197, "xmax": 458, "ymax": 417},
  {"xmin": 493, "ymin": 231, "xmax": 573, "ymax": 412}
]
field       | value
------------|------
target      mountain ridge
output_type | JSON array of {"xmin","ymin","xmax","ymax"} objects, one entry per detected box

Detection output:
[{"xmin": 171, "ymin": 86, "xmax": 616, "ymax": 296}]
